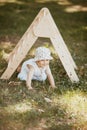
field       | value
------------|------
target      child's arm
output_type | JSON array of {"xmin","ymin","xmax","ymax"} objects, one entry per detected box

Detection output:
[
  {"xmin": 46, "ymin": 65, "xmax": 56, "ymax": 89},
  {"xmin": 26, "ymin": 64, "xmax": 34, "ymax": 90}
]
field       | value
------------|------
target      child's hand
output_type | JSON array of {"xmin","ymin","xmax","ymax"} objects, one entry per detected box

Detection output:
[
  {"xmin": 26, "ymin": 83, "xmax": 33, "ymax": 90},
  {"xmin": 27, "ymin": 86, "xmax": 33, "ymax": 90},
  {"xmin": 50, "ymin": 85, "xmax": 57, "ymax": 89}
]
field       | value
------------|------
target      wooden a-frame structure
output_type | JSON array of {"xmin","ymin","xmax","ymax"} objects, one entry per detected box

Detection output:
[{"xmin": 0, "ymin": 7, "xmax": 79, "ymax": 82}]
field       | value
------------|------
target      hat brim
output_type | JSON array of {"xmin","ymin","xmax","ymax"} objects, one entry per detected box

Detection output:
[{"xmin": 34, "ymin": 56, "xmax": 53, "ymax": 61}]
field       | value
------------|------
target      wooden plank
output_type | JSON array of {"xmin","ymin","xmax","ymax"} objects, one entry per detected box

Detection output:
[{"xmin": 51, "ymin": 37, "xmax": 79, "ymax": 82}]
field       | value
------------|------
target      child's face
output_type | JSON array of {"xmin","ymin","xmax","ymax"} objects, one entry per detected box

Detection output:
[{"xmin": 36, "ymin": 60, "xmax": 49, "ymax": 67}]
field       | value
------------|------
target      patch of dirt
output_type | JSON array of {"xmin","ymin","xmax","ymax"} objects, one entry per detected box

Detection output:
[{"xmin": 26, "ymin": 119, "xmax": 47, "ymax": 130}]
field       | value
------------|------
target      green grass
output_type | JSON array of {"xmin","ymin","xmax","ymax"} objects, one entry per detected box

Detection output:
[{"xmin": 0, "ymin": 0, "xmax": 87, "ymax": 130}]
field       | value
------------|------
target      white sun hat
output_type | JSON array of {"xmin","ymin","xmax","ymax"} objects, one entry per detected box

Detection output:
[{"xmin": 34, "ymin": 47, "xmax": 53, "ymax": 61}]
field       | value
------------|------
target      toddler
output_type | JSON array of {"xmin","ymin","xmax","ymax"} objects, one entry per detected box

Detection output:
[{"xmin": 18, "ymin": 46, "xmax": 56, "ymax": 90}]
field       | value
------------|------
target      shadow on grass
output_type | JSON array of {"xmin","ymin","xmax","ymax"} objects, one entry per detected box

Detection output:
[
  {"xmin": 0, "ymin": 0, "xmax": 87, "ymax": 65},
  {"xmin": 0, "ymin": 0, "xmax": 87, "ymax": 41},
  {"xmin": 0, "ymin": 0, "xmax": 87, "ymax": 61}
]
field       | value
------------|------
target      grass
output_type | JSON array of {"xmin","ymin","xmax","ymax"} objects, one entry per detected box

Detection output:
[{"xmin": 0, "ymin": 0, "xmax": 87, "ymax": 130}]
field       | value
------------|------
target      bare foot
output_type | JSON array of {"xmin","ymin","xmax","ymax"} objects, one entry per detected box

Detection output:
[{"xmin": 27, "ymin": 86, "xmax": 33, "ymax": 90}]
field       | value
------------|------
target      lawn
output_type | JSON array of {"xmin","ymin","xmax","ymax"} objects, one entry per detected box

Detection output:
[{"xmin": 0, "ymin": 0, "xmax": 87, "ymax": 130}]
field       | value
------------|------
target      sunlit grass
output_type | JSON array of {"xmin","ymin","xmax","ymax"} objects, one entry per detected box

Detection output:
[
  {"xmin": 57, "ymin": 0, "xmax": 72, "ymax": 6},
  {"xmin": 35, "ymin": 0, "xmax": 57, "ymax": 3},
  {"xmin": 5, "ymin": 101, "xmax": 32, "ymax": 113},
  {"xmin": 0, "ymin": 0, "xmax": 23, "ymax": 4},
  {"xmin": 82, "ymin": 26, "xmax": 87, "ymax": 30},
  {"xmin": 51, "ymin": 90, "xmax": 87, "ymax": 124},
  {"xmin": 65, "ymin": 5, "xmax": 87, "ymax": 13},
  {"xmin": 35, "ymin": 0, "xmax": 72, "ymax": 5}
]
